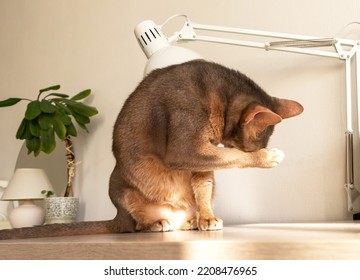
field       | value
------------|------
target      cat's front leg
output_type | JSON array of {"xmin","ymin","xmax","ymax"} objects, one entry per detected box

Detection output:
[{"xmin": 191, "ymin": 172, "xmax": 223, "ymax": 231}]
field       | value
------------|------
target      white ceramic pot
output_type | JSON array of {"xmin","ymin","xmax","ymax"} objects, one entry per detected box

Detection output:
[{"xmin": 44, "ymin": 197, "xmax": 79, "ymax": 224}]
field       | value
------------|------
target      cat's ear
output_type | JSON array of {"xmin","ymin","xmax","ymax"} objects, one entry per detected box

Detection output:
[
  {"xmin": 241, "ymin": 104, "xmax": 282, "ymax": 130},
  {"xmin": 273, "ymin": 98, "xmax": 304, "ymax": 119}
]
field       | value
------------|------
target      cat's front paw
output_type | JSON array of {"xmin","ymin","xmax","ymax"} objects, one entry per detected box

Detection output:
[
  {"xmin": 198, "ymin": 217, "xmax": 223, "ymax": 231},
  {"xmin": 257, "ymin": 148, "xmax": 285, "ymax": 168}
]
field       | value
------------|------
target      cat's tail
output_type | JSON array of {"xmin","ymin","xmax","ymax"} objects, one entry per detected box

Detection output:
[{"xmin": 0, "ymin": 219, "xmax": 134, "ymax": 240}]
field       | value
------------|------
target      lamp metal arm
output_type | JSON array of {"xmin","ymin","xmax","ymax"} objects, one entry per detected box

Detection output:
[{"xmin": 175, "ymin": 20, "xmax": 360, "ymax": 60}]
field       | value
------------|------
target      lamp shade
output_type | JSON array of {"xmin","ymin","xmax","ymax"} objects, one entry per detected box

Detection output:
[
  {"xmin": 1, "ymin": 168, "xmax": 54, "ymax": 201},
  {"xmin": 143, "ymin": 45, "xmax": 203, "ymax": 76},
  {"xmin": 134, "ymin": 19, "xmax": 203, "ymax": 75}
]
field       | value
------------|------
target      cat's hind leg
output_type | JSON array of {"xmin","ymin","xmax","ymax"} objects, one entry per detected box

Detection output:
[{"xmin": 123, "ymin": 189, "xmax": 196, "ymax": 232}]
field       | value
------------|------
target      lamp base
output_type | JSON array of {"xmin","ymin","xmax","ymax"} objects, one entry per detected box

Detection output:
[{"xmin": 9, "ymin": 200, "xmax": 45, "ymax": 228}]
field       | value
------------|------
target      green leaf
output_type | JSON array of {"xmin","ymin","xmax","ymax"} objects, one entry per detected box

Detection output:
[
  {"xmin": 46, "ymin": 93, "xmax": 69, "ymax": 99},
  {"xmin": 39, "ymin": 85, "xmax": 61, "ymax": 94},
  {"xmin": 54, "ymin": 102, "xmax": 71, "ymax": 115},
  {"xmin": 25, "ymin": 101, "xmax": 42, "ymax": 120},
  {"xmin": 71, "ymin": 110, "xmax": 90, "ymax": 124},
  {"xmin": 40, "ymin": 100, "xmax": 56, "ymax": 113},
  {"xmin": 76, "ymin": 122, "xmax": 88, "ymax": 132},
  {"xmin": 0, "ymin": 98, "xmax": 23, "ymax": 107},
  {"xmin": 41, "ymin": 190, "xmax": 54, "ymax": 198},
  {"xmin": 26, "ymin": 137, "xmax": 40, "ymax": 155},
  {"xmin": 16, "ymin": 118, "xmax": 27, "ymax": 139},
  {"xmin": 38, "ymin": 113, "xmax": 54, "ymax": 130},
  {"xmin": 71, "ymin": 89, "xmax": 91, "ymax": 101},
  {"xmin": 16, "ymin": 119, "xmax": 32, "ymax": 140},
  {"xmin": 29, "ymin": 119, "xmax": 40, "ymax": 137},
  {"xmin": 66, "ymin": 101, "xmax": 98, "ymax": 117},
  {"xmin": 66, "ymin": 122, "xmax": 77, "ymax": 137},
  {"xmin": 54, "ymin": 108, "xmax": 71, "ymax": 125},
  {"xmin": 53, "ymin": 116, "xmax": 67, "ymax": 140},
  {"xmin": 34, "ymin": 148, "xmax": 41, "ymax": 157},
  {"xmin": 24, "ymin": 121, "xmax": 33, "ymax": 139},
  {"xmin": 40, "ymin": 127, "xmax": 56, "ymax": 154}
]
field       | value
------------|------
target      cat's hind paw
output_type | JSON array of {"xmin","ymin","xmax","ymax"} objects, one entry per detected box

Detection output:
[
  {"xmin": 181, "ymin": 218, "xmax": 198, "ymax": 230},
  {"xmin": 150, "ymin": 219, "xmax": 172, "ymax": 232},
  {"xmin": 136, "ymin": 219, "xmax": 173, "ymax": 232}
]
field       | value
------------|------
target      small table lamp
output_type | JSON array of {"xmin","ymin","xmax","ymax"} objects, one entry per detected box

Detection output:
[{"xmin": 0, "ymin": 168, "xmax": 54, "ymax": 228}]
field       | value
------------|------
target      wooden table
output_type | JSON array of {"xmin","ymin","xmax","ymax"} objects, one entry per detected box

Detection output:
[{"xmin": 0, "ymin": 223, "xmax": 360, "ymax": 260}]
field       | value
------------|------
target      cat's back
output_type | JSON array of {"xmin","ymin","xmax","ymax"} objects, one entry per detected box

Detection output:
[
  {"xmin": 115, "ymin": 61, "xmax": 212, "ymax": 126},
  {"xmin": 117, "ymin": 60, "xmax": 240, "ymax": 115}
]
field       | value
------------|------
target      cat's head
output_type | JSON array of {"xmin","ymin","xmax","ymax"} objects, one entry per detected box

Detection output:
[{"xmin": 223, "ymin": 98, "xmax": 304, "ymax": 152}]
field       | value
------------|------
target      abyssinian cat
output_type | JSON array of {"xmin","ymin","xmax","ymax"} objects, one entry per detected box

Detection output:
[{"xmin": 0, "ymin": 60, "xmax": 303, "ymax": 239}]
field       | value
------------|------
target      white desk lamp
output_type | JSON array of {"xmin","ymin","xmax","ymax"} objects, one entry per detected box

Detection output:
[
  {"xmin": 134, "ymin": 17, "xmax": 203, "ymax": 75},
  {"xmin": 134, "ymin": 14, "xmax": 360, "ymax": 214},
  {"xmin": 1, "ymin": 168, "xmax": 54, "ymax": 228}
]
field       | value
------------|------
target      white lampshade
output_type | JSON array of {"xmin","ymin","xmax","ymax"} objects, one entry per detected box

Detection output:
[
  {"xmin": 134, "ymin": 19, "xmax": 203, "ymax": 75},
  {"xmin": 143, "ymin": 45, "xmax": 203, "ymax": 76},
  {"xmin": 1, "ymin": 168, "xmax": 54, "ymax": 201}
]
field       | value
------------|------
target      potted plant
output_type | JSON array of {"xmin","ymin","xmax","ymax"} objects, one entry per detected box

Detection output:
[{"xmin": 0, "ymin": 85, "xmax": 98, "ymax": 223}]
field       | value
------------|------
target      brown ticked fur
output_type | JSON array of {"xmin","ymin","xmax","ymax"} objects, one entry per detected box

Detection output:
[{"xmin": 0, "ymin": 60, "xmax": 303, "ymax": 239}]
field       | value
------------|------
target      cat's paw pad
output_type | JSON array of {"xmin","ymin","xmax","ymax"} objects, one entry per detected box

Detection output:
[
  {"xmin": 150, "ymin": 219, "xmax": 172, "ymax": 232},
  {"xmin": 198, "ymin": 217, "xmax": 223, "ymax": 231},
  {"xmin": 260, "ymin": 148, "xmax": 285, "ymax": 168}
]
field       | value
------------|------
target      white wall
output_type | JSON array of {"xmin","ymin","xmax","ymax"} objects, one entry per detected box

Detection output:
[{"xmin": 0, "ymin": 0, "xmax": 359, "ymax": 224}]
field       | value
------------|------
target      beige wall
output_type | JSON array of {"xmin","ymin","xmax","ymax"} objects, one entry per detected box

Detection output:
[{"xmin": 0, "ymin": 0, "xmax": 359, "ymax": 224}]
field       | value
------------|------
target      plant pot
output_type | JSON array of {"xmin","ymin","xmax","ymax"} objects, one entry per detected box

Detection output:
[{"xmin": 44, "ymin": 197, "xmax": 79, "ymax": 224}]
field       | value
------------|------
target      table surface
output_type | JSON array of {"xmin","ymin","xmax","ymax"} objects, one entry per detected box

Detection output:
[{"xmin": 0, "ymin": 222, "xmax": 360, "ymax": 260}]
